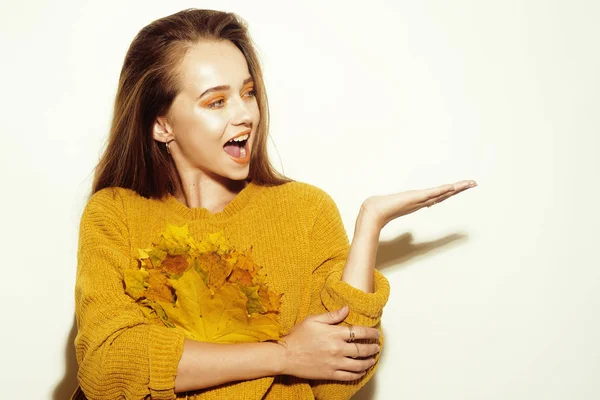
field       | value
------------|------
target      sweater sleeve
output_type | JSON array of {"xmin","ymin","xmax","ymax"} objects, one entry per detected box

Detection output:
[
  {"xmin": 74, "ymin": 188, "xmax": 186, "ymax": 400},
  {"xmin": 306, "ymin": 190, "xmax": 390, "ymax": 400}
]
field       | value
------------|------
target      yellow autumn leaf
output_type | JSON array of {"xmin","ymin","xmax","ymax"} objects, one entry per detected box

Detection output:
[
  {"xmin": 200, "ymin": 281, "xmax": 281, "ymax": 343},
  {"xmin": 161, "ymin": 254, "xmax": 189, "ymax": 275},
  {"xmin": 160, "ymin": 223, "xmax": 195, "ymax": 254},
  {"xmin": 123, "ymin": 268, "xmax": 149, "ymax": 300},
  {"xmin": 123, "ymin": 223, "xmax": 284, "ymax": 343},
  {"xmin": 160, "ymin": 267, "xmax": 211, "ymax": 340},
  {"xmin": 145, "ymin": 269, "xmax": 174, "ymax": 303},
  {"xmin": 240, "ymin": 285, "xmax": 266, "ymax": 314}
]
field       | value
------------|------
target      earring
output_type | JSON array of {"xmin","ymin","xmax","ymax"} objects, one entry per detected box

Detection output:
[{"xmin": 166, "ymin": 138, "xmax": 175, "ymax": 154}]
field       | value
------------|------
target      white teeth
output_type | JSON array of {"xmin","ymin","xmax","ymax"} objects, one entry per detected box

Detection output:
[
  {"xmin": 239, "ymin": 147, "xmax": 246, "ymax": 158},
  {"xmin": 229, "ymin": 133, "xmax": 249, "ymax": 143}
]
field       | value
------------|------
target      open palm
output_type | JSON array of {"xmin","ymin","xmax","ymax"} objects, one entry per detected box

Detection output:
[{"xmin": 362, "ymin": 180, "xmax": 477, "ymax": 229}]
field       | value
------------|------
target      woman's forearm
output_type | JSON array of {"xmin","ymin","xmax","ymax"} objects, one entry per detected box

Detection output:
[
  {"xmin": 341, "ymin": 203, "xmax": 382, "ymax": 293},
  {"xmin": 174, "ymin": 338, "xmax": 285, "ymax": 393}
]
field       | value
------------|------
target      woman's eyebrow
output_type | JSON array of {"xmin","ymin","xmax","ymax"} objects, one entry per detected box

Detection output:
[{"xmin": 197, "ymin": 77, "xmax": 254, "ymax": 100}]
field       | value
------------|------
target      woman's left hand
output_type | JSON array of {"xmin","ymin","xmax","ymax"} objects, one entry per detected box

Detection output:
[{"xmin": 361, "ymin": 180, "xmax": 478, "ymax": 229}]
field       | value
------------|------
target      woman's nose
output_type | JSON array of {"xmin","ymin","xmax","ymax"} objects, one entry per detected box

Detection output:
[{"xmin": 230, "ymin": 95, "xmax": 253, "ymax": 124}]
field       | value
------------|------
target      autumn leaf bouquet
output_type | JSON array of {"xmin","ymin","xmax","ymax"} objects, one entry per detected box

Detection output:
[{"xmin": 123, "ymin": 223, "xmax": 284, "ymax": 343}]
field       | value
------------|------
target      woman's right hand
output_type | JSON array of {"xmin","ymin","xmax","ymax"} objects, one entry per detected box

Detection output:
[{"xmin": 277, "ymin": 305, "xmax": 381, "ymax": 381}]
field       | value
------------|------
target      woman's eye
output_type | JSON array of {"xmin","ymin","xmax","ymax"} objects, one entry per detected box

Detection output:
[
  {"xmin": 207, "ymin": 90, "xmax": 254, "ymax": 109},
  {"xmin": 208, "ymin": 99, "xmax": 225, "ymax": 109}
]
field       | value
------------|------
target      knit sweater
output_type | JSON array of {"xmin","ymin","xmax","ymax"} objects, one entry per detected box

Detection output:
[{"xmin": 73, "ymin": 180, "xmax": 390, "ymax": 399}]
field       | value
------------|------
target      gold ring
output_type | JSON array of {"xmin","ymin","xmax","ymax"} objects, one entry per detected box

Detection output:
[
  {"xmin": 350, "ymin": 342, "xmax": 360, "ymax": 359},
  {"xmin": 348, "ymin": 325, "xmax": 355, "ymax": 342}
]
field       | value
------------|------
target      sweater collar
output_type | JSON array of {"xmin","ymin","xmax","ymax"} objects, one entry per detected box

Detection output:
[{"xmin": 164, "ymin": 180, "xmax": 261, "ymax": 222}]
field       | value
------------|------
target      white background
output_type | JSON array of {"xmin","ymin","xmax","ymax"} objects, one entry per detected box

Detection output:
[{"xmin": 1, "ymin": 0, "xmax": 598, "ymax": 398}]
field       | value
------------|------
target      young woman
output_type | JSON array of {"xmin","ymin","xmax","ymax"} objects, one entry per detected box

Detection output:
[{"xmin": 72, "ymin": 8, "xmax": 476, "ymax": 400}]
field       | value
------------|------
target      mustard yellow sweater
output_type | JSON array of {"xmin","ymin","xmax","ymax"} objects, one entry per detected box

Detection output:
[{"xmin": 73, "ymin": 180, "xmax": 390, "ymax": 399}]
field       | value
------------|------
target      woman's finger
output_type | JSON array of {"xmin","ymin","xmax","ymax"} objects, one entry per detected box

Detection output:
[
  {"xmin": 417, "ymin": 184, "xmax": 456, "ymax": 203},
  {"xmin": 331, "ymin": 369, "xmax": 368, "ymax": 382},
  {"xmin": 337, "ymin": 325, "xmax": 380, "ymax": 342},
  {"xmin": 343, "ymin": 343, "xmax": 380, "ymax": 359},
  {"xmin": 421, "ymin": 192, "xmax": 454, "ymax": 208},
  {"xmin": 421, "ymin": 187, "xmax": 463, "ymax": 207},
  {"xmin": 339, "ymin": 352, "xmax": 376, "ymax": 372},
  {"xmin": 418, "ymin": 180, "xmax": 477, "ymax": 208}
]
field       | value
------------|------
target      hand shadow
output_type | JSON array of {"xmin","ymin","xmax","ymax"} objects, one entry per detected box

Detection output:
[
  {"xmin": 353, "ymin": 231, "xmax": 467, "ymax": 400},
  {"xmin": 53, "ymin": 316, "xmax": 78, "ymax": 400}
]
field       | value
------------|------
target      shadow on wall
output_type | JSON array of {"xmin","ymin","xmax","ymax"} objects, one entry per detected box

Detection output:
[
  {"xmin": 375, "ymin": 232, "xmax": 468, "ymax": 270},
  {"xmin": 354, "ymin": 231, "xmax": 468, "ymax": 400},
  {"xmin": 53, "ymin": 317, "xmax": 78, "ymax": 400},
  {"xmin": 52, "ymin": 231, "xmax": 467, "ymax": 399}
]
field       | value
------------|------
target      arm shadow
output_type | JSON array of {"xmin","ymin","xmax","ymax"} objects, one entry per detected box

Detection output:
[
  {"xmin": 353, "ymin": 231, "xmax": 468, "ymax": 400},
  {"xmin": 375, "ymin": 231, "xmax": 468, "ymax": 271},
  {"xmin": 53, "ymin": 317, "xmax": 78, "ymax": 400}
]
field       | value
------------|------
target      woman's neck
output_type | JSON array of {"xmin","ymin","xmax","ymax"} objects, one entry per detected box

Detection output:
[{"xmin": 173, "ymin": 177, "xmax": 248, "ymax": 213}]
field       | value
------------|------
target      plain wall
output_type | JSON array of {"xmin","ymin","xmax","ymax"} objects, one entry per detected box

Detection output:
[{"xmin": 1, "ymin": 0, "xmax": 598, "ymax": 398}]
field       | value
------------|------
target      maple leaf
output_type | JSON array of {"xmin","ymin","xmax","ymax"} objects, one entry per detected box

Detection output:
[
  {"xmin": 145, "ymin": 269, "xmax": 174, "ymax": 303},
  {"xmin": 161, "ymin": 254, "xmax": 189, "ymax": 275},
  {"xmin": 123, "ymin": 223, "xmax": 284, "ymax": 343},
  {"xmin": 123, "ymin": 268, "xmax": 148, "ymax": 300}
]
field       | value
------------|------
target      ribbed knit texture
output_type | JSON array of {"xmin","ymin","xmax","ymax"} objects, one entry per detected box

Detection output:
[{"xmin": 73, "ymin": 180, "xmax": 390, "ymax": 399}]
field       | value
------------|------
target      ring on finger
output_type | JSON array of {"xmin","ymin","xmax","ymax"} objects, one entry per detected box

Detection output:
[
  {"xmin": 348, "ymin": 325, "xmax": 355, "ymax": 342},
  {"xmin": 350, "ymin": 342, "xmax": 360, "ymax": 359}
]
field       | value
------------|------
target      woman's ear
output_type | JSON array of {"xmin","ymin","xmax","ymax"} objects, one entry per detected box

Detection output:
[{"xmin": 152, "ymin": 116, "xmax": 174, "ymax": 143}]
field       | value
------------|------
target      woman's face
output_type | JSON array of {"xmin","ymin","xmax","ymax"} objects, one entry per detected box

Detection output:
[{"xmin": 154, "ymin": 39, "xmax": 259, "ymax": 183}]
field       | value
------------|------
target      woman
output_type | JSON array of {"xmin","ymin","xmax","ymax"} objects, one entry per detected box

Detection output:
[{"xmin": 72, "ymin": 8, "xmax": 476, "ymax": 400}]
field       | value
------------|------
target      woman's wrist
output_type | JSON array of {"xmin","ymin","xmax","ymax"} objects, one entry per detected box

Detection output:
[
  {"xmin": 358, "ymin": 199, "xmax": 387, "ymax": 231},
  {"xmin": 266, "ymin": 339, "xmax": 288, "ymax": 376},
  {"xmin": 175, "ymin": 339, "xmax": 289, "ymax": 392}
]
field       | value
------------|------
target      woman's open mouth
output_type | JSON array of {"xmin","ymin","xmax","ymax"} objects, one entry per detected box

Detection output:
[{"xmin": 223, "ymin": 131, "xmax": 251, "ymax": 164}]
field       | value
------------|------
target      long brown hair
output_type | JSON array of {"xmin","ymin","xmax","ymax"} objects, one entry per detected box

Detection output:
[{"xmin": 91, "ymin": 8, "xmax": 293, "ymax": 199}]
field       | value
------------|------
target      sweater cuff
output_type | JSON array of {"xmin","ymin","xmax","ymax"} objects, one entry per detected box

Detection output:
[
  {"xmin": 148, "ymin": 325, "xmax": 186, "ymax": 399},
  {"xmin": 321, "ymin": 263, "xmax": 390, "ymax": 327}
]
